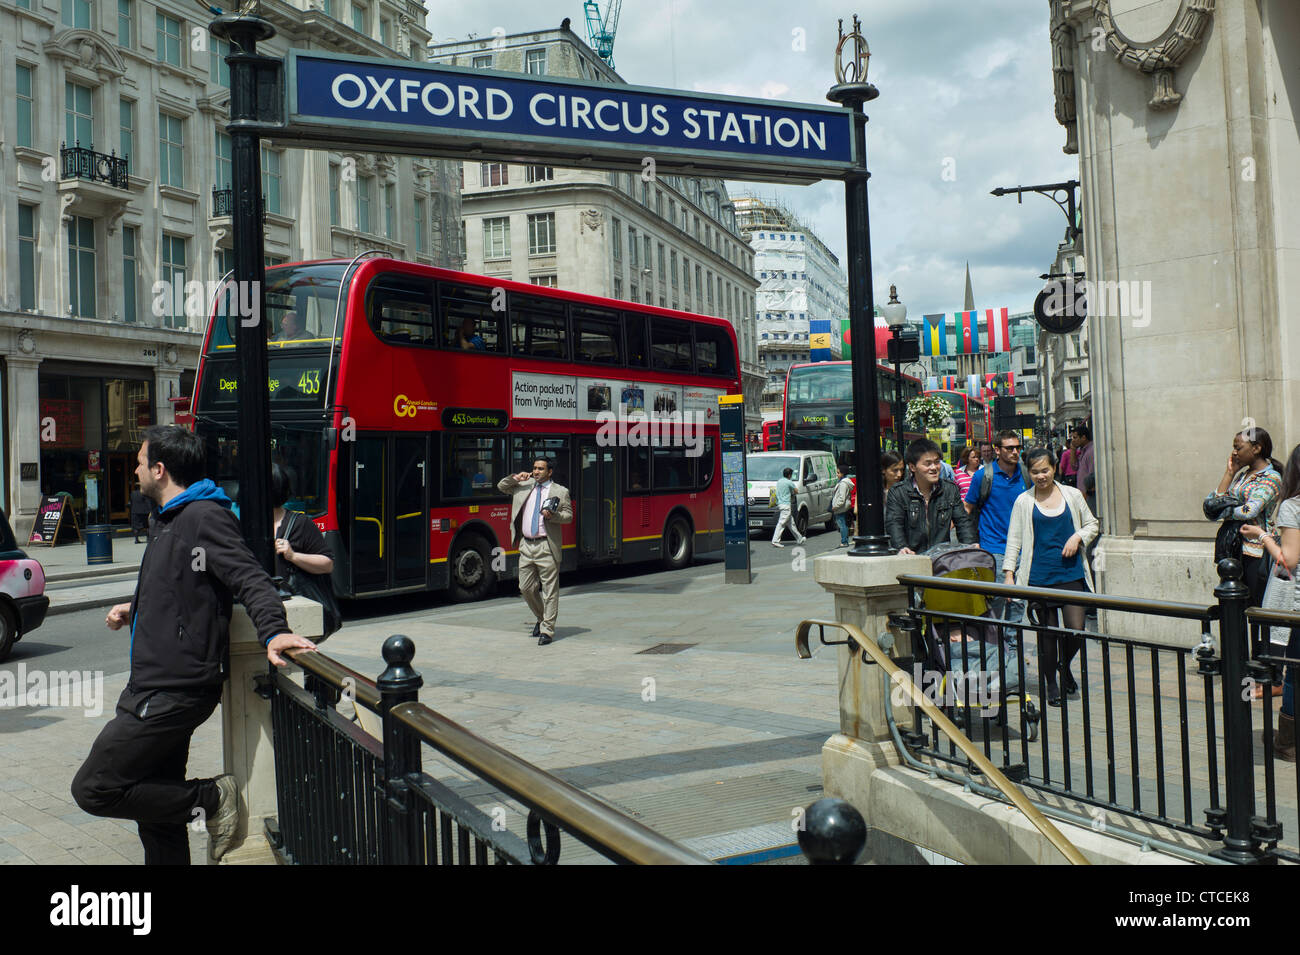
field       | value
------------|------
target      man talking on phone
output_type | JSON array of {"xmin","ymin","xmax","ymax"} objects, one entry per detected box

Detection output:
[{"xmin": 498, "ymin": 457, "xmax": 573, "ymax": 645}]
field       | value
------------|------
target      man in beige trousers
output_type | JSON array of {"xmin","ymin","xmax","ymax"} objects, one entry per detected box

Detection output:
[{"xmin": 498, "ymin": 457, "xmax": 573, "ymax": 645}]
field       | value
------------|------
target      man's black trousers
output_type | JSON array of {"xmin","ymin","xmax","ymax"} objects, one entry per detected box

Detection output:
[{"xmin": 71, "ymin": 685, "xmax": 222, "ymax": 865}]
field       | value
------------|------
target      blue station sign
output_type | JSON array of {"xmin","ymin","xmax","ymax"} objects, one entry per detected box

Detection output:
[{"xmin": 281, "ymin": 51, "xmax": 856, "ymax": 184}]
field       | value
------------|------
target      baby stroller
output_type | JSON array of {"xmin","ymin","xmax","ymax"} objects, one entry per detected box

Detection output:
[{"xmin": 912, "ymin": 543, "xmax": 1040, "ymax": 741}]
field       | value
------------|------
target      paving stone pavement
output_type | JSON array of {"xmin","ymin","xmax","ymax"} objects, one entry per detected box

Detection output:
[{"xmin": 1, "ymin": 536, "xmax": 850, "ymax": 865}]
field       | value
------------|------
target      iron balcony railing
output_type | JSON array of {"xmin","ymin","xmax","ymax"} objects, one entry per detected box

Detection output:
[
  {"xmin": 211, "ymin": 187, "xmax": 266, "ymax": 219},
  {"xmin": 60, "ymin": 143, "xmax": 129, "ymax": 189},
  {"xmin": 875, "ymin": 558, "xmax": 1298, "ymax": 864},
  {"xmin": 267, "ymin": 634, "xmax": 713, "ymax": 865}
]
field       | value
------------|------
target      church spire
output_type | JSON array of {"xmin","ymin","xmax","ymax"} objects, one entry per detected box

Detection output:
[{"xmin": 963, "ymin": 262, "xmax": 975, "ymax": 311}]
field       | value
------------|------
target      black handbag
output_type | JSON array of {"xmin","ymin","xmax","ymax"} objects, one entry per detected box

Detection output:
[
  {"xmin": 1214, "ymin": 520, "xmax": 1244, "ymax": 564},
  {"xmin": 279, "ymin": 512, "xmax": 342, "ymax": 639}
]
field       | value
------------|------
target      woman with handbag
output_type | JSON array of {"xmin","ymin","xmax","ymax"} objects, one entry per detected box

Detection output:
[
  {"xmin": 271, "ymin": 464, "xmax": 341, "ymax": 638},
  {"xmin": 1244, "ymin": 443, "xmax": 1300, "ymax": 757},
  {"xmin": 1206, "ymin": 428, "xmax": 1283, "ymax": 608}
]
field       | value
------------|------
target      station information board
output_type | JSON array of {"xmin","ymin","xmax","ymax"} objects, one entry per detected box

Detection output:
[{"xmin": 718, "ymin": 395, "xmax": 751, "ymax": 584}]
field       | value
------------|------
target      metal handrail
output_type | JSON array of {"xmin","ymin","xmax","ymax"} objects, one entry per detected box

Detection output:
[
  {"xmin": 896, "ymin": 573, "xmax": 1217, "ymax": 621},
  {"xmin": 392, "ymin": 704, "xmax": 711, "ymax": 865},
  {"xmin": 287, "ymin": 647, "xmax": 709, "ymax": 865},
  {"xmin": 795, "ymin": 617, "xmax": 1090, "ymax": 865},
  {"xmin": 1246, "ymin": 606, "xmax": 1300, "ymax": 626}
]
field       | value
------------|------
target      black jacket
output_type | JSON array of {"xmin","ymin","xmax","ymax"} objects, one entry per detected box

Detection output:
[
  {"xmin": 885, "ymin": 478, "xmax": 977, "ymax": 554},
  {"xmin": 129, "ymin": 497, "xmax": 288, "ymax": 691}
]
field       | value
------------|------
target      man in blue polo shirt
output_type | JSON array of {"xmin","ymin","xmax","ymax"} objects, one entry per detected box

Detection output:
[{"xmin": 964, "ymin": 430, "xmax": 1031, "ymax": 626}]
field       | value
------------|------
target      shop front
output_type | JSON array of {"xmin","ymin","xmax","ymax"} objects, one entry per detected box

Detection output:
[{"xmin": 38, "ymin": 363, "xmax": 155, "ymax": 530}]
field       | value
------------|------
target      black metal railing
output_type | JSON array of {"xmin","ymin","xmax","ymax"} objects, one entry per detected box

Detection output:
[
  {"xmin": 212, "ymin": 187, "xmax": 233, "ymax": 216},
  {"xmin": 888, "ymin": 558, "xmax": 1300, "ymax": 864},
  {"xmin": 1247, "ymin": 604, "xmax": 1300, "ymax": 862},
  {"xmin": 60, "ymin": 142, "xmax": 129, "ymax": 189},
  {"xmin": 267, "ymin": 634, "xmax": 712, "ymax": 865}
]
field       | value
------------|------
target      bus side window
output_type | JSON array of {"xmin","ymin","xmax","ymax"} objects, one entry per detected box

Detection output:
[
  {"xmin": 442, "ymin": 434, "xmax": 505, "ymax": 499},
  {"xmin": 692, "ymin": 324, "xmax": 736, "ymax": 378},
  {"xmin": 572, "ymin": 306, "xmax": 622, "ymax": 364},
  {"xmin": 439, "ymin": 283, "xmax": 504, "ymax": 353},
  {"xmin": 653, "ymin": 447, "xmax": 691, "ymax": 489},
  {"xmin": 624, "ymin": 312, "xmax": 649, "ymax": 368},
  {"xmin": 510, "ymin": 294, "xmax": 568, "ymax": 360},
  {"xmin": 697, "ymin": 437, "xmax": 715, "ymax": 489},
  {"xmin": 368, "ymin": 277, "xmax": 435, "ymax": 345},
  {"xmin": 626, "ymin": 446, "xmax": 650, "ymax": 492},
  {"xmin": 651, "ymin": 318, "xmax": 693, "ymax": 372}
]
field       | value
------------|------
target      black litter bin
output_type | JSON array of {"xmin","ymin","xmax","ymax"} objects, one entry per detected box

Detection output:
[{"xmin": 85, "ymin": 525, "xmax": 113, "ymax": 565}]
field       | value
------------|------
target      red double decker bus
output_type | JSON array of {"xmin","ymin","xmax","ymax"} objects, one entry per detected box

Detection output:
[
  {"xmin": 761, "ymin": 420, "xmax": 783, "ymax": 451},
  {"xmin": 922, "ymin": 389, "xmax": 993, "ymax": 450},
  {"xmin": 781, "ymin": 360, "xmax": 924, "ymax": 466},
  {"xmin": 192, "ymin": 257, "xmax": 740, "ymax": 600}
]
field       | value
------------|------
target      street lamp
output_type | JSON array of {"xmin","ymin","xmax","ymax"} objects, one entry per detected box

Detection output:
[
  {"xmin": 881, "ymin": 284, "xmax": 908, "ymax": 455},
  {"xmin": 828, "ymin": 15, "xmax": 890, "ymax": 557}
]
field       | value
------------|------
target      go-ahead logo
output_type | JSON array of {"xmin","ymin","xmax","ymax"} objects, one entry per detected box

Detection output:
[{"xmin": 393, "ymin": 394, "xmax": 437, "ymax": 417}]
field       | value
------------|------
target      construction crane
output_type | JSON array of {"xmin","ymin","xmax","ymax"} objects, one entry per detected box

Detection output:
[{"xmin": 582, "ymin": 0, "xmax": 622, "ymax": 70}]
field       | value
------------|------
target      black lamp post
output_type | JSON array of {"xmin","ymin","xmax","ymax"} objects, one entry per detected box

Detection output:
[
  {"xmin": 881, "ymin": 284, "xmax": 908, "ymax": 455},
  {"xmin": 828, "ymin": 16, "xmax": 890, "ymax": 557}
]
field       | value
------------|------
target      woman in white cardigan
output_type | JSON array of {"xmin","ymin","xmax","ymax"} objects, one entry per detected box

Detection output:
[{"xmin": 1002, "ymin": 447, "xmax": 1100, "ymax": 706}]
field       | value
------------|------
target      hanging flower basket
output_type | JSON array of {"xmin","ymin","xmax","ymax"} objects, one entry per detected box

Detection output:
[{"xmin": 905, "ymin": 395, "xmax": 952, "ymax": 431}]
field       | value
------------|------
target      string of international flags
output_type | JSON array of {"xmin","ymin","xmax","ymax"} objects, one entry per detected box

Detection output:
[
  {"xmin": 927, "ymin": 371, "xmax": 1017, "ymax": 399},
  {"xmin": 921, "ymin": 307, "xmax": 1011, "ymax": 356}
]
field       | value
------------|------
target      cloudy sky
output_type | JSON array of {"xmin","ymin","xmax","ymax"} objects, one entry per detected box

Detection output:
[{"xmin": 429, "ymin": 0, "xmax": 1079, "ymax": 317}]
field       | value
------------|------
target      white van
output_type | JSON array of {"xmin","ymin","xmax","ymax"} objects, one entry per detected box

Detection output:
[{"xmin": 744, "ymin": 450, "xmax": 839, "ymax": 537}]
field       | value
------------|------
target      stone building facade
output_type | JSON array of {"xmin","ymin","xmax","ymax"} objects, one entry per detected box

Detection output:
[{"xmin": 1, "ymin": 0, "xmax": 460, "ymax": 537}]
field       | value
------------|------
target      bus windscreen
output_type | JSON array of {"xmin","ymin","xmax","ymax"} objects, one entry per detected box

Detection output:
[{"xmin": 207, "ymin": 262, "xmax": 349, "ymax": 353}]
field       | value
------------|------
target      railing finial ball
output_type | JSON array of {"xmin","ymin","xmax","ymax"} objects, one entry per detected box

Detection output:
[
  {"xmin": 382, "ymin": 633, "xmax": 415, "ymax": 665},
  {"xmin": 797, "ymin": 797, "xmax": 867, "ymax": 865},
  {"xmin": 1216, "ymin": 558, "xmax": 1243, "ymax": 582}
]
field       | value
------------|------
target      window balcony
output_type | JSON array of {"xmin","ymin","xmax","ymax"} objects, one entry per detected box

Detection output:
[
  {"xmin": 211, "ymin": 187, "xmax": 267, "ymax": 221},
  {"xmin": 61, "ymin": 143, "xmax": 129, "ymax": 189}
]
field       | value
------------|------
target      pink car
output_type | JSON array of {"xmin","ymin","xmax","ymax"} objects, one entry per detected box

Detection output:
[{"xmin": 0, "ymin": 509, "xmax": 48, "ymax": 662}]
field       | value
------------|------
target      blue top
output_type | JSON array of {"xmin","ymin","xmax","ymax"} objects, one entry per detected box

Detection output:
[
  {"xmin": 775, "ymin": 477, "xmax": 797, "ymax": 509},
  {"xmin": 1029, "ymin": 503, "xmax": 1085, "ymax": 586},
  {"xmin": 963, "ymin": 464, "xmax": 1026, "ymax": 554}
]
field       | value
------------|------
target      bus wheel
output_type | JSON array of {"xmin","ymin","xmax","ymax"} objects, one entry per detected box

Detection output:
[
  {"xmin": 0, "ymin": 604, "xmax": 16, "ymax": 663},
  {"xmin": 661, "ymin": 516, "xmax": 693, "ymax": 571},
  {"xmin": 449, "ymin": 536, "xmax": 496, "ymax": 602},
  {"xmin": 795, "ymin": 509, "xmax": 809, "ymax": 538}
]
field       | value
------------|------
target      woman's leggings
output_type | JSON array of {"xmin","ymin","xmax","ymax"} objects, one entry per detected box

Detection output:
[{"xmin": 1035, "ymin": 580, "xmax": 1088, "ymax": 689}]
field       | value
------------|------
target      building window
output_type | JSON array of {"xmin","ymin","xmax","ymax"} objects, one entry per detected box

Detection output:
[
  {"xmin": 384, "ymin": 182, "xmax": 395, "ymax": 237},
  {"xmin": 706, "ymin": 272, "xmax": 714, "ymax": 307},
  {"xmin": 161, "ymin": 233, "xmax": 187, "ymax": 329},
  {"xmin": 413, "ymin": 196, "xmax": 426, "ymax": 253},
  {"xmin": 119, "ymin": 99, "xmax": 135, "ymax": 167},
  {"xmin": 472, "ymin": 54, "xmax": 492, "ymax": 69},
  {"xmin": 525, "ymin": 165, "xmax": 554, "ymax": 183},
  {"xmin": 17, "ymin": 65, "xmax": 34, "ymax": 149},
  {"xmin": 628, "ymin": 227, "xmax": 638, "ymax": 268},
  {"xmin": 641, "ymin": 180, "xmax": 649, "ymax": 205},
  {"xmin": 1069, "ymin": 375, "xmax": 1084, "ymax": 401},
  {"xmin": 655, "ymin": 190, "xmax": 664, "ymax": 217},
  {"xmin": 210, "ymin": 36, "xmax": 231, "ymax": 87},
  {"xmin": 483, "ymin": 216, "xmax": 510, "ymax": 259},
  {"xmin": 67, "ymin": 216, "xmax": 97, "ymax": 319},
  {"xmin": 18, "ymin": 204, "xmax": 37, "ymax": 311},
  {"xmin": 65, "ymin": 82, "xmax": 94, "ymax": 150},
  {"xmin": 329, "ymin": 162, "xmax": 340, "ymax": 225},
  {"xmin": 682, "ymin": 257, "xmax": 690, "ymax": 296},
  {"xmin": 356, "ymin": 175, "xmax": 373, "ymax": 232},
  {"xmin": 379, "ymin": 16, "xmax": 391, "ymax": 46},
  {"xmin": 1070, "ymin": 332, "xmax": 1082, "ymax": 358},
  {"xmin": 525, "ymin": 49, "xmax": 547, "ymax": 74},
  {"xmin": 215, "ymin": 131, "xmax": 232, "ymax": 190},
  {"xmin": 261, "ymin": 148, "xmax": 282, "ymax": 215},
  {"xmin": 528, "ymin": 213, "xmax": 556, "ymax": 255},
  {"xmin": 695, "ymin": 265, "xmax": 702, "ymax": 305},
  {"xmin": 122, "ymin": 225, "xmax": 139, "ymax": 323},
  {"xmin": 656, "ymin": 243, "xmax": 665, "ymax": 279},
  {"xmin": 611, "ymin": 217, "xmax": 622, "ymax": 260},
  {"xmin": 530, "ymin": 274, "xmax": 558, "ymax": 287},
  {"xmin": 613, "ymin": 277, "xmax": 623, "ymax": 300},
  {"xmin": 350, "ymin": 1, "xmax": 366, "ymax": 33},
  {"xmin": 480, "ymin": 162, "xmax": 508, "ymax": 186},
  {"xmin": 668, "ymin": 198, "xmax": 676, "ymax": 227},
  {"xmin": 630, "ymin": 282, "xmax": 639, "ymax": 303},
  {"xmin": 117, "ymin": 0, "xmax": 134, "ymax": 48},
  {"xmin": 158, "ymin": 112, "xmax": 184, "ymax": 187},
  {"xmin": 61, "ymin": 0, "xmax": 91, "ymax": 28},
  {"xmin": 642, "ymin": 236, "xmax": 651, "ymax": 275},
  {"xmin": 156, "ymin": 12, "xmax": 182, "ymax": 67}
]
